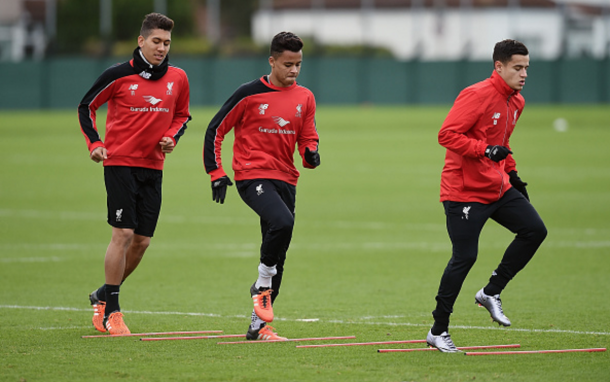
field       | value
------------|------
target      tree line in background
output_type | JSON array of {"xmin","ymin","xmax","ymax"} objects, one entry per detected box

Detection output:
[
  {"xmin": 54, "ymin": 0, "xmax": 257, "ymax": 56},
  {"xmin": 53, "ymin": 0, "xmax": 391, "ymax": 58}
]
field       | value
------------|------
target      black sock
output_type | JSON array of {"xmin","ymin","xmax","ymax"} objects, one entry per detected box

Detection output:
[
  {"xmin": 431, "ymin": 323, "xmax": 448, "ymax": 336},
  {"xmin": 95, "ymin": 285, "xmax": 106, "ymax": 302},
  {"xmin": 431, "ymin": 310, "xmax": 449, "ymax": 335},
  {"xmin": 483, "ymin": 283, "xmax": 502, "ymax": 296},
  {"xmin": 104, "ymin": 284, "xmax": 121, "ymax": 317}
]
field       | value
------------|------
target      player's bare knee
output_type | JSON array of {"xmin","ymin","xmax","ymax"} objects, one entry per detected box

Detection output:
[
  {"xmin": 132, "ymin": 236, "xmax": 151, "ymax": 252},
  {"xmin": 111, "ymin": 228, "xmax": 135, "ymax": 247}
]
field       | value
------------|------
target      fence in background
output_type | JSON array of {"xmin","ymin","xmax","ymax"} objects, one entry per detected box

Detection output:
[{"xmin": 0, "ymin": 56, "xmax": 608, "ymax": 109}]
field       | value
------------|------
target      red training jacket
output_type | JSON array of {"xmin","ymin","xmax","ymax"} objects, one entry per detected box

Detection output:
[
  {"xmin": 204, "ymin": 76, "xmax": 319, "ymax": 186},
  {"xmin": 78, "ymin": 60, "xmax": 191, "ymax": 170},
  {"xmin": 439, "ymin": 70, "xmax": 524, "ymax": 204}
]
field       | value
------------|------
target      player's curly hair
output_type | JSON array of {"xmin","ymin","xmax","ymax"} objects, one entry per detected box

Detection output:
[
  {"xmin": 270, "ymin": 32, "xmax": 303, "ymax": 58},
  {"xmin": 493, "ymin": 39, "xmax": 528, "ymax": 64},
  {"xmin": 140, "ymin": 13, "xmax": 174, "ymax": 38}
]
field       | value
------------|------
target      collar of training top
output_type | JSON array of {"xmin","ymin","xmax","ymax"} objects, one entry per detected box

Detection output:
[
  {"xmin": 490, "ymin": 70, "xmax": 520, "ymax": 98},
  {"xmin": 132, "ymin": 47, "xmax": 169, "ymax": 81}
]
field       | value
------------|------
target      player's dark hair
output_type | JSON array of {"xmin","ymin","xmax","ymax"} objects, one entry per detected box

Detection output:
[
  {"xmin": 140, "ymin": 13, "xmax": 174, "ymax": 38},
  {"xmin": 270, "ymin": 32, "xmax": 303, "ymax": 58},
  {"xmin": 493, "ymin": 39, "xmax": 528, "ymax": 64}
]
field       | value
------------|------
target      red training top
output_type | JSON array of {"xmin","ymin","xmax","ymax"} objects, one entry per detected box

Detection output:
[
  {"xmin": 439, "ymin": 70, "xmax": 524, "ymax": 204},
  {"xmin": 78, "ymin": 59, "xmax": 191, "ymax": 170},
  {"xmin": 204, "ymin": 75, "xmax": 319, "ymax": 186}
]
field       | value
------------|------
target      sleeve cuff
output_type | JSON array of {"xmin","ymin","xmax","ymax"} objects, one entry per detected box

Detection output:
[{"xmin": 209, "ymin": 168, "xmax": 227, "ymax": 181}]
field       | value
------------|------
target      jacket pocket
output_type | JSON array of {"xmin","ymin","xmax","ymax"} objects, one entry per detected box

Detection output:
[{"xmin": 461, "ymin": 157, "xmax": 500, "ymax": 192}]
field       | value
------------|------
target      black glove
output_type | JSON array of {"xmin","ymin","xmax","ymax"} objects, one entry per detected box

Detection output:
[
  {"xmin": 508, "ymin": 170, "xmax": 529, "ymax": 201},
  {"xmin": 211, "ymin": 176, "xmax": 233, "ymax": 204},
  {"xmin": 485, "ymin": 145, "xmax": 512, "ymax": 162},
  {"xmin": 304, "ymin": 147, "xmax": 320, "ymax": 167}
]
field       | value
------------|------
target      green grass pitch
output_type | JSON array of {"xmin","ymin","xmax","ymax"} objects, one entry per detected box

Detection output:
[{"xmin": 1, "ymin": 105, "xmax": 609, "ymax": 381}]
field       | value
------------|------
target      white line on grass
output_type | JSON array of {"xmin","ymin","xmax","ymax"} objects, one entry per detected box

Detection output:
[
  {"xmin": 0, "ymin": 243, "xmax": 102, "ymax": 251},
  {"xmin": 0, "ymin": 256, "xmax": 63, "ymax": 263},
  {"xmin": 328, "ymin": 320, "xmax": 610, "ymax": 337},
  {"xmin": 4, "ymin": 208, "xmax": 610, "ymax": 240},
  {"xmin": 2, "ymin": 304, "xmax": 608, "ymax": 336},
  {"xmin": 6, "ymin": 239, "xmax": 609, "ymax": 257},
  {"xmin": 0, "ymin": 209, "xmax": 101, "ymax": 221},
  {"xmin": 39, "ymin": 326, "xmax": 92, "ymax": 330}
]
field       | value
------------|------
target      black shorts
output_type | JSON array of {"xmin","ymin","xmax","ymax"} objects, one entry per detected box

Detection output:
[{"xmin": 104, "ymin": 166, "xmax": 163, "ymax": 237}]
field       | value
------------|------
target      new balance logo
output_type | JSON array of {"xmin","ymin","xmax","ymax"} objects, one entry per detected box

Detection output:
[
  {"xmin": 116, "ymin": 209, "xmax": 123, "ymax": 222},
  {"xmin": 129, "ymin": 84, "xmax": 138, "ymax": 95},
  {"xmin": 492, "ymin": 112, "xmax": 501, "ymax": 126},
  {"xmin": 139, "ymin": 71, "xmax": 152, "ymax": 79},
  {"xmin": 259, "ymin": 104, "xmax": 268, "ymax": 115},
  {"xmin": 272, "ymin": 116, "xmax": 290, "ymax": 127},
  {"xmin": 143, "ymin": 96, "xmax": 162, "ymax": 105}
]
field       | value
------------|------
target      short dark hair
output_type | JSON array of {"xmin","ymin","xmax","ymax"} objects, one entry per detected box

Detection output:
[
  {"xmin": 140, "ymin": 13, "xmax": 174, "ymax": 38},
  {"xmin": 493, "ymin": 39, "xmax": 529, "ymax": 64},
  {"xmin": 270, "ymin": 32, "xmax": 303, "ymax": 58}
]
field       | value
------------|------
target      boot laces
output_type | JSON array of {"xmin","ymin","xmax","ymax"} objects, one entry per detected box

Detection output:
[
  {"xmin": 493, "ymin": 295, "xmax": 504, "ymax": 314},
  {"xmin": 441, "ymin": 333, "xmax": 457, "ymax": 350},
  {"xmin": 259, "ymin": 289, "xmax": 272, "ymax": 308}
]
